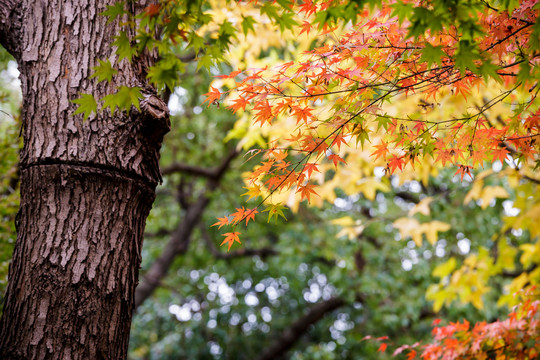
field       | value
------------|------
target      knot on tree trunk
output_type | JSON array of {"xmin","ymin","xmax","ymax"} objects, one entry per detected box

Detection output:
[{"xmin": 139, "ymin": 92, "xmax": 170, "ymax": 144}]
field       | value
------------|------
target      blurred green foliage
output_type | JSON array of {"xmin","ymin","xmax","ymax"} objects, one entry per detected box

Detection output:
[
  {"xmin": 0, "ymin": 45, "xmax": 21, "ymax": 309},
  {"xmin": 128, "ymin": 60, "xmax": 517, "ymax": 359}
]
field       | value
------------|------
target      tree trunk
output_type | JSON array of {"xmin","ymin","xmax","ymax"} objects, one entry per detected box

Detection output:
[{"xmin": 0, "ymin": 1, "xmax": 168, "ymax": 359}]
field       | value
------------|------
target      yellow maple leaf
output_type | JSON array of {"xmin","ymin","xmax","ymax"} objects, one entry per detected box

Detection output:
[
  {"xmin": 357, "ymin": 178, "xmax": 390, "ymax": 201},
  {"xmin": 331, "ymin": 216, "xmax": 364, "ymax": 240},
  {"xmin": 479, "ymin": 186, "xmax": 509, "ymax": 210},
  {"xmin": 420, "ymin": 221, "xmax": 451, "ymax": 245},
  {"xmin": 408, "ymin": 197, "xmax": 433, "ymax": 216}
]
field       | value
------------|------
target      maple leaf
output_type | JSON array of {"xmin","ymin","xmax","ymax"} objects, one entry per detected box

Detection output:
[
  {"xmin": 221, "ymin": 232, "xmax": 241, "ymax": 251},
  {"xmin": 371, "ymin": 141, "xmax": 389, "ymax": 161},
  {"xmin": 143, "ymin": 4, "xmax": 160, "ymax": 18},
  {"xmin": 406, "ymin": 349, "xmax": 417, "ymax": 360},
  {"xmin": 387, "ymin": 155, "xmax": 404, "ymax": 173},
  {"xmin": 227, "ymin": 96, "xmax": 249, "ymax": 113},
  {"xmin": 331, "ymin": 133, "xmax": 348, "ymax": 151},
  {"xmin": 242, "ymin": 185, "xmax": 262, "ymax": 201},
  {"xmin": 263, "ymin": 203, "xmax": 287, "ymax": 223},
  {"xmin": 378, "ymin": 343, "xmax": 387, "ymax": 353},
  {"xmin": 253, "ymin": 101, "xmax": 274, "ymax": 126},
  {"xmin": 230, "ymin": 207, "xmax": 246, "ymax": 224},
  {"xmin": 299, "ymin": 21, "xmax": 312, "ymax": 36},
  {"xmin": 202, "ymin": 86, "xmax": 221, "ymax": 107},
  {"xmin": 211, "ymin": 216, "xmax": 230, "ymax": 229},
  {"xmin": 244, "ymin": 208, "xmax": 258, "ymax": 225},
  {"xmin": 435, "ymin": 149, "xmax": 453, "ymax": 167},
  {"xmin": 72, "ymin": 94, "xmax": 98, "ymax": 121},
  {"xmin": 216, "ymin": 70, "xmax": 242, "ymax": 79},
  {"xmin": 328, "ymin": 154, "xmax": 346, "ymax": 168},
  {"xmin": 297, "ymin": 183, "xmax": 319, "ymax": 203},
  {"xmin": 491, "ymin": 147, "xmax": 509, "ymax": 163},
  {"xmin": 292, "ymin": 106, "xmax": 314, "ymax": 125},
  {"xmin": 454, "ymin": 165, "xmax": 473, "ymax": 181},
  {"xmin": 303, "ymin": 162, "xmax": 320, "ymax": 178}
]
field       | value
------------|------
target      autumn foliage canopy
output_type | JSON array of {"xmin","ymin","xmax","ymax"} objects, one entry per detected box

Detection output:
[{"xmin": 207, "ymin": 0, "xmax": 539, "ymax": 247}]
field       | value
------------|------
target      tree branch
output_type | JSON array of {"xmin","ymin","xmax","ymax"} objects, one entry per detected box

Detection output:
[
  {"xmin": 0, "ymin": 0, "xmax": 22, "ymax": 57},
  {"xmin": 257, "ymin": 297, "xmax": 346, "ymax": 360},
  {"xmin": 161, "ymin": 149, "xmax": 239, "ymax": 179},
  {"xmin": 135, "ymin": 195, "xmax": 208, "ymax": 308},
  {"xmin": 135, "ymin": 150, "xmax": 240, "ymax": 308}
]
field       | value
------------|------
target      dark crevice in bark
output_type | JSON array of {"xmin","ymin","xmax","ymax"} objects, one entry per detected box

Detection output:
[{"xmin": 23, "ymin": 159, "xmax": 158, "ymax": 190}]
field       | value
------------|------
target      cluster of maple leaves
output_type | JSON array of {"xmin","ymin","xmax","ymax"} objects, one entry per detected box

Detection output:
[
  {"xmin": 372, "ymin": 287, "xmax": 539, "ymax": 359},
  {"xmin": 205, "ymin": 0, "xmax": 539, "ymax": 249}
]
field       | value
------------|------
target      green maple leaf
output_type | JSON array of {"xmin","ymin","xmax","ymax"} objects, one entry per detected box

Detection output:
[
  {"xmin": 391, "ymin": 2, "xmax": 414, "ymax": 24},
  {"xmin": 241, "ymin": 15, "xmax": 256, "ymax": 36},
  {"xmin": 147, "ymin": 55, "xmax": 185, "ymax": 91},
  {"xmin": 420, "ymin": 43, "xmax": 446, "ymax": 68},
  {"xmin": 263, "ymin": 203, "xmax": 287, "ymax": 223},
  {"xmin": 102, "ymin": 86, "xmax": 142, "ymax": 114},
  {"xmin": 376, "ymin": 115, "xmax": 392, "ymax": 131},
  {"xmin": 479, "ymin": 60, "xmax": 502, "ymax": 83},
  {"xmin": 113, "ymin": 31, "xmax": 136, "ymax": 61},
  {"xmin": 90, "ymin": 59, "xmax": 118, "ymax": 83},
  {"xmin": 72, "ymin": 93, "xmax": 98, "ymax": 121},
  {"xmin": 455, "ymin": 41, "xmax": 481, "ymax": 75},
  {"xmin": 276, "ymin": 12, "xmax": 298, "ymax": 32},
  {"xmin": 101, "ymin": 2, "xmax": 127, "ymax": 24}
]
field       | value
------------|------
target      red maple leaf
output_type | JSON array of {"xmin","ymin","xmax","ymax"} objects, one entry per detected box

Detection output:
[
  {"xmin": 491, "ymin": 147, "xmax": 509, "ymax": 163},
  {"xmin": 388, "ymin": 155, "xmax": 404, "ymax": 173}
]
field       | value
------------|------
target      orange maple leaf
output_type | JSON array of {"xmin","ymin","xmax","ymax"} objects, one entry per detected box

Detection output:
[
  {"xmin": 331, "ymin": 133, "xmax": 348, "ymax": 151},
  {"xmin": 454, "ymin": 164, "xmax": 473, "ymax": 181},
  {"xmin": 143, "ymin": 4, "xmax": 161, "ymax": 18},
  {"xmin": 221, "ymin": 232, "xmax": 241, "ymax": 251},
  {"xmin": 211, "ymin": 216, "xmax": 230, "ymax": 229},
  {"xmin": 297, "ymin": 183, "xmax": 319, "ymax": 203},
  {"xmin": 292, "ymin": 106, "xmax": 314, "ymax": 125},
  {"xmin": 244, "ymin": 208, "xmax": 258, "ymax": 225},
  {"xmin": 202, "ymin": 86, "xmax": 221, "ymax": 107},
  {"xmin": 227, "ymin": 96, "xmax": 249, "ymax": 113},
  {"xmin": 303, "ymin": 162, "xmax": 320, "ymax": 178},
  {"xmin": 299, "ymin": 21, "xmax": 312, "ymax": 36},
  {"xmin": 371, "ymin": 141, "xmax": 389, "ymax": 160},
  {"xmin": 216, "ymin": 69, "xmax": 242, "ymax": 79},
  {"xmin": 230, "ymin": 207, "xmax": 246, "ymax": 224},
  {"xmin": 406, "ymin": 349, "xmax": 417, "ymax": 360},
  {"xmin": 491, "ymin": 147, "xmax": 509, "ymax": 163},
  {"xmin": 328, "ymin": 154, "xmax": 346, "ymax": 168}
]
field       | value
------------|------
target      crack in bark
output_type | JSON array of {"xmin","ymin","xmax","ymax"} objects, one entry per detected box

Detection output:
[{"xmin": 22, "ymin": 160, "xmax": 158, "ymax": 192}]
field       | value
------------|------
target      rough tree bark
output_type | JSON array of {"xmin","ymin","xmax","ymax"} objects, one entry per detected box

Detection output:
[{"xmin": 0, "ymin": 1, "xmax": 168, "ymax": 359}]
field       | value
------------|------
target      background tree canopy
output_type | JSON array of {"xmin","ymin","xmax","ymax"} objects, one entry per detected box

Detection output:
[{"xmin": 0, "ymin": 0, "xmax": 539, "ymax": 359}]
